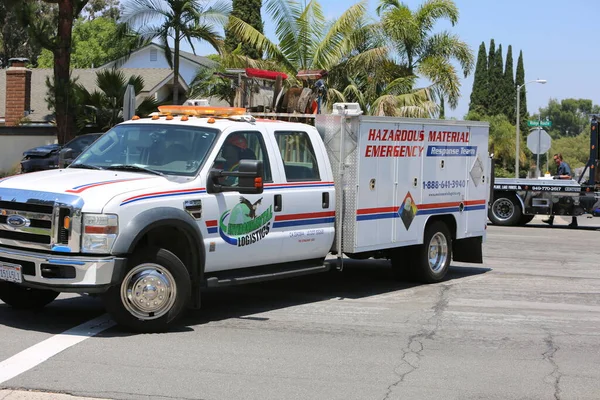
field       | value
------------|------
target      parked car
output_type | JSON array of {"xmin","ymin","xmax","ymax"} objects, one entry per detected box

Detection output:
[{"xmin": 20, "ymin": 133, "xmax": 102, "ymax": 173}]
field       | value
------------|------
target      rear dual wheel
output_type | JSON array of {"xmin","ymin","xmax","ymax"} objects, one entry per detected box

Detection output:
[
  {"xmin": 489, "ymin": 194, "xmax": 522, "ymax": 226},
  {"xmin": 391, "ymin": 221, "xmax": 451, "ymax": 283}
]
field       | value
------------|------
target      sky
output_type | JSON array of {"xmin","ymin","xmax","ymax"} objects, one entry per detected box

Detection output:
[{"xmin": 181, "ymin": 0, "xmax": 599, "ymax": 121}]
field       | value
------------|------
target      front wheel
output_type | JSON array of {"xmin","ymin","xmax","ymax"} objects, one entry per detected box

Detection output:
[
  {"xmin": 0, "ymin": 282, "xmax": 59, "ymax": 309},
  {"xmin": 489, "ymin": 195, "xmax": 522, "ymax": 226},
  {"xmin": 411, "ymin": 221, "xmax": 452, "ymax": 283},
  {"xmin": 103, "ymin": 247, "xmax": 191, "ymax": 333}
]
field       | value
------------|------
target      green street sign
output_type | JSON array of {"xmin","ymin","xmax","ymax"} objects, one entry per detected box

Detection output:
[{"xmin": 527, "ymin": 120, "xmax": 552, "ymax": 127}]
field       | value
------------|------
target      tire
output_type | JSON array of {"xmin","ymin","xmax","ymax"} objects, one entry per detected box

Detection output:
[
  {"xmin": 410, "ymin": 221, "xmax": 452, "ymax": 283},
  {"xmin": 103, "ymin": 247, "xmax": 191, "ymax": 333},
  {"xmin": 0, "ymin": 282, "xmax": 59, "ymax": 309},
  {"xmin": 488, "ymin": 194, "xmax": 522, "ymax": 226},
  {"xmin": 518, "ymin": 214, "xmax": 534, "ymax": 225}
]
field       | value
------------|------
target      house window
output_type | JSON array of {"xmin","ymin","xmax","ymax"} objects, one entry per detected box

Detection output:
[{"xmin": 150, "ymin": 49, "xmax": 157, "ymax": 62}]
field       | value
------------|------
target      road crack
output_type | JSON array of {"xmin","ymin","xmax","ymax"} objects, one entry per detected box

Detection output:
[
  {"xmin": 542, "ymin": 330, "xmax": 563, "ymax": 400},
  {"xmin": 382, "ymin": 285, "xmax": 450, "ymax": 400}
]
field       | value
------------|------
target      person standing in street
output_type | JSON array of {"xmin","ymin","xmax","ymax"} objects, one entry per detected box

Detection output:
[{"xmin": 543, "ymin": 153, "xmax": 578, "ymax": 227}]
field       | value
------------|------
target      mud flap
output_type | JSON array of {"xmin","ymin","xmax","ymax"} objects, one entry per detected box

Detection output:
[{"xmin": 452, "ymin": 236, "xmax": 483, "ymax": 263}]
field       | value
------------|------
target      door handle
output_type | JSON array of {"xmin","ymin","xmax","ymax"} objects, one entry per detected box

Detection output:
[
  {"xmin": 322, "ymin": 192, "xmax": 329, "ymax": 208},
  {"xmin": 274, "ymin": 194, "xmax": 282, "ymax": 212}
]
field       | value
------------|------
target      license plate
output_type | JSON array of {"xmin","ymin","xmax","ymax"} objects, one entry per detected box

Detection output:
[{"xmin": 0, "ymin": 262, "xmax": 22, "ymax": 284}]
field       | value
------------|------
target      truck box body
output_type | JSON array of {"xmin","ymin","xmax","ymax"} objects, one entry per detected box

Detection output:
[{"xmin": 316, "ymin": 113, "xmax": 490, "ymax": 254}]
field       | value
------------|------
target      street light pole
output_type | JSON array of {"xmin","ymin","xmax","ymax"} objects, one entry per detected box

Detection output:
[{"xmin": 515, "ymin": 79, "xmax": 547, "ymax": 178}]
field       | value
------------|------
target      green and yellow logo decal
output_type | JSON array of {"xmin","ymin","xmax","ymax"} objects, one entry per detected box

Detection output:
[{"xmin": 219, "ymin": 196, "xmax": 273, "ymax": 246}]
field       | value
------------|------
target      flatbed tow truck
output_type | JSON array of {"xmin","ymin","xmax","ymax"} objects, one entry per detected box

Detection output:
[{"xmin": 488, "ymin": 116, "xmax": 600, "ymax": 226}]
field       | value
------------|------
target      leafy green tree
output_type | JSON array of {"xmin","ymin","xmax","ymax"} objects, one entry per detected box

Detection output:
[
  {"xmin": 466, "ymin": 110, "xmax": 526, "ymax": 176},
  {"xmin": 83, "ymin": 0, "xmax": 121, "ymax": 20},
  {"xmin": 375, "ymin": 0, "xmax": 474, "ymax": 111},
  {"xmin": 15, "ymin": 0, "xmax": 90, "ymax": 144},
  {"xmin": 537, "ymin": 98, "xmax": 600, "ymax": 138},
  {"xmin": 36, "ymin": 17, "xmax": 138, "ymax": 68},
  {"xmin": 224, "ymin": 0, "xmax": 263, "ymax": 59},
  {"xmin": 468, "ymin": 41, "xmax": 487, "ymax": 115},
  {"xmin": 515, "ymin": 49, "xmax": 528, "ymax": 132},
  {"xmin": 0, "ymin": 1, "xmax": 51, "ymax": 67},
  {"xmin": 120, "ymin": 0, "xmax": 230, "ymax": 105},
  {"xmin": 550, "ymin": 132, "xmax": 591, "ymax": 171},
  {"xmin": 503, "ymin": 45, "xmax": 515, "ymax": 121}
]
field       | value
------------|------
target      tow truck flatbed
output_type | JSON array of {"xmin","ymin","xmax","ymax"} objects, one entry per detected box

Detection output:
[{"xmin": 488, "ymin": 116, "xmax": 600, "ymax": 226}]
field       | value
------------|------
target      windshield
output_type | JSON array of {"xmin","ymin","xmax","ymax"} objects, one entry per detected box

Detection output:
[{"xmin": 70, "ymin": 123, "xmax": 219, "ymax": 176}]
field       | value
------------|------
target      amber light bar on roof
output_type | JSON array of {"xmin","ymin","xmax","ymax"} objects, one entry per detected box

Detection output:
[{"xmin": 157, "ymin": 105, "xmax": 247, "ymax": 117}]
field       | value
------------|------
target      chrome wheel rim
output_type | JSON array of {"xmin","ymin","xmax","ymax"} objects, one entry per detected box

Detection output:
[
  {"xmin": 492, "ymin": 198, "xmax": 514, "ymax": 221},
  {"xmin": 120, "ymin": 263, "xmax": 177, "ymax": 320},
  {"xmin": 428, "ymin": 232, "xmax": 448, "ymax": 273}
]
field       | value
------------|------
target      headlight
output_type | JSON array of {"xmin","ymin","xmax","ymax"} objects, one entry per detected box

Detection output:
[{"xmin": 81, "ymin": 214, "xmax": 118, "ymax": 253}]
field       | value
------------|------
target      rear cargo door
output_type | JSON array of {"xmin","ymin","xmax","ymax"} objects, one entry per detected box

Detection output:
[
  {"xmin": 421, "ymin": 123, "xmax": 481, "ymax": 239},
  {"xmin": 464, "ymin": 124, "xmax": 489, "ymax": 236},
  {"xmin": 355, "ymin": 118, "xmax": 424, "ymax": 251}
]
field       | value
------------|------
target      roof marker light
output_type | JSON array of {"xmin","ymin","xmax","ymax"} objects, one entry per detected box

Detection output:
[{"xmin": 157, "ymin": 105, "xmax": 246, "ymax": 117}]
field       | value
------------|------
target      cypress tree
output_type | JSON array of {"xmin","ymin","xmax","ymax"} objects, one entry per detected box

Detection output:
[
  {"xmin": 468, "ymin": 41, "xmax": 488, "ymax": 115},
  {"xmin": 515, "ymin": 50, "xmax": 528, "ymax": 132},
  {"xmin": 486, "ymin": 39, "xmax": 496, "ymax": 115},
  {"xmin": 224, "ymin": 0, "xmax": 264, "ymax": 59},
  {"xmin": 489, "ymin": 43, "xmax": 503, "ymax": 116},
  {"xmin": 503, "ymin": 45, "xmax": 515, "ymax": 122}
]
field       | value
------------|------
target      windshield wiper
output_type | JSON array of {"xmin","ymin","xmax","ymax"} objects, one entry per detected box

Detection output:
[
  {"xmin": 69, "ymin": 163, "xmax": 104, "ymax": 170},
  {"xmin": 106, "ymin": 164, "xmax": 165, "ymax": 176}
]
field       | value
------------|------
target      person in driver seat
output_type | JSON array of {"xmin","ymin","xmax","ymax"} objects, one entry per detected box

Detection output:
[{"xmin": 217, "ymin": 134, "xmax": 256, "ymax": 186}]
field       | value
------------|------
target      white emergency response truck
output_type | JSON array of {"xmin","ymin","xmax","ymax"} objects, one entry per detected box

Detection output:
[{"xmin": 0, "ymin": 104, "xmax": 490, "ymax": 332}]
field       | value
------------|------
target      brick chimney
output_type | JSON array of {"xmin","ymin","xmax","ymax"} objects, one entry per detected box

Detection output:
[{"xmin": 5, "ymin": 58, "xmax": 32, "ymax": 127}]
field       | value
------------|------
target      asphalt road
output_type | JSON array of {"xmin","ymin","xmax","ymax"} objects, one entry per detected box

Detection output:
[{"xmin": 1, "ymin": 216, "xmax": 600, "ymax": 400}]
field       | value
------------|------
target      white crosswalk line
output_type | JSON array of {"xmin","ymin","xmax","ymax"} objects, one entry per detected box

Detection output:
[{"xmin": 0, "ymin": 314, "xmax": 115, "ymax": 385}]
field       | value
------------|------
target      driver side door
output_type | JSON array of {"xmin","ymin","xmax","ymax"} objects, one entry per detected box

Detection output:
[{"xmin": 202, "ymin": 129, "xmax": 284, "ymax": 273}]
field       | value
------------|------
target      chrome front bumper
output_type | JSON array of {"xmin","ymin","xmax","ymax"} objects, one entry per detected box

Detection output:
[{"xmin": 0, "ymin": 246, "xmax": 126, "ymax": 293}]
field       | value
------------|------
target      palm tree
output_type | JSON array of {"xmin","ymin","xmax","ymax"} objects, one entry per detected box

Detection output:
[
  {"xmin": 227, "ymin": 0, "xmax": 369, "ymax": 96},
  {"xmin": 375, "ymin": 0, "xmax": 474, "ymax": 111},
  {"xmin": 319, "ymin": 13, "xmax": 437, "ymax": 117},
  {"xmin": 73, "ymin": 69, "xmax": 160, "ymax": 132},
  {"xmin": 120, "ymin": 0, "xmax": 230, "ymax": 105}
]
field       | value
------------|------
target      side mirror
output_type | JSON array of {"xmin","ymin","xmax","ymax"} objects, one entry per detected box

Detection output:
[
  {"xmin": 58, "ymin": 147, "xmax": 74, "ymax": 168},
  {"xmin": 207, "ymin": 159, "xmax": 264, "ymax": 194}
]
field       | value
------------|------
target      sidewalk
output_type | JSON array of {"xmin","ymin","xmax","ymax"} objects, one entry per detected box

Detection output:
[{"xmin": 0, "ymin": 390, "xmax": 109, "ymax": 400}]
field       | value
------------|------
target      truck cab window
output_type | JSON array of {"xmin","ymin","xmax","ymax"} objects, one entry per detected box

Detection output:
[
  {"xmin": 212, "ymin": 131, "xmax": 272, "ymax": 186},
  {"xmin": 275, "ymin": 131, "xmax": 320, "ymax": 181}
]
